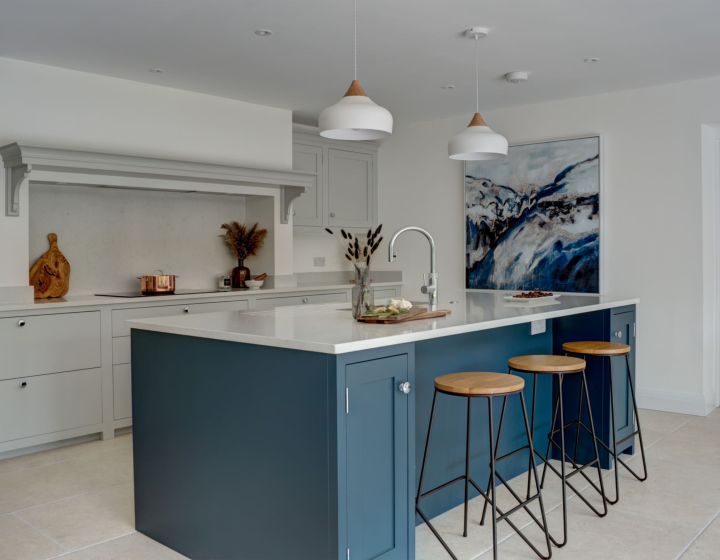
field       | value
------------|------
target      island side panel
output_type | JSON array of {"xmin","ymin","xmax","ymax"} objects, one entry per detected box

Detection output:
[
  {"xmin": 131, "ymin": 330, "xmax": 338, "ymax": 560},
  {"xmin": 413, "ymin": 323, "xmax": 553, "ymax": 521}
]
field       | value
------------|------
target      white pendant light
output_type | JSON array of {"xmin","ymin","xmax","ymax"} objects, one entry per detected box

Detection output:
[
  {"xmin": 319, "ymin": 0, "xmax": 393, "ymax": 140},
  {"xmin": 448, "ymin": 28, "xmax": 508, "ymax": 160}
]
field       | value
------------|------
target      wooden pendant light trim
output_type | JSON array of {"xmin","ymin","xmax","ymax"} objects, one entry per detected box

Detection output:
[
  {"xmin": 467, "ymin": 112, "xmax": 487, "ymax": 127},
  {"xmin": 344, "ymin": 79, "xmax": 368, "ymax": 97}
]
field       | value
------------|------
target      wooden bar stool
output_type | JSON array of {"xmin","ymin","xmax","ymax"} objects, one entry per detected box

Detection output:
[
  {"xmin": 496, "ymin": 355, "xmax": 608, "ymax": 548},
  {"xmin": 562, "ymin": 341, "xmax": 648, "ymax": 504},
  {"xmin": 416, "ymin": 372, "xmax": 552, "ymax": 560}
]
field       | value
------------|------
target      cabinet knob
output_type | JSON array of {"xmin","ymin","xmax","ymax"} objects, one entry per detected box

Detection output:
[
  {"xmin": 19, "ymin": 380, "xmax": 28, "ymax": 389},
  {"xmin": 329, "ymin": 212, "xmax": 336, "ymax": 218},
  {"xmin": 302, "ymin": 297, "xmax": 309, "ymax": 304},
  {"xmin": 183, "ymin": 307, "xmax": 190, "ymax": 313},
  {"xmin": 615, "ymin": 330, "xmax": 623, "ymax": 339},
  {"xmin": 17, "ymin": 320, "xmax": 26, "ymax": 327},
  {"xmin": 398, "ymin": 381, "xmax": 412, "ymax": 395}
]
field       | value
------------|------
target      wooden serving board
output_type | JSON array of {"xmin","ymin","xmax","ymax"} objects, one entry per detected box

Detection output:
[{"xmin": 357, "ymin": 308, "xmax": 451, "ymax": 324}]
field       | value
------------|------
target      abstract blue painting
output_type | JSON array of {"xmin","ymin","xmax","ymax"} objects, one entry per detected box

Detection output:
[{"xmin": 465, "ymin": 136, "xmax": 600, "ymax": 293}]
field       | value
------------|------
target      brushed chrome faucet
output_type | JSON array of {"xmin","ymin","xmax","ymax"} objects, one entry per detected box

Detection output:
[{"xmin": 388, "ymin": 226, "xmax": 437, "ymax": 311}]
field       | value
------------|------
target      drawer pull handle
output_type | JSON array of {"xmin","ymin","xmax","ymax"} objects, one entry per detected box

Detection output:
[
  {"xmin": 19, "ymin": 380, "xmax": 28, "ymax": 389},
  {"xmin": 398, "ymin": 381, "xmax": 412, "ymax": 395},
  {"xmin": 302, "ymin": 297, "xmax": 309, "ymax": 304},
  {"xmin": 17, "ymin": 320, "xmax": 26, "ymax": 327},
  {"xmin": 183, "ymin": 307, "xmax": 190, "ymax": 313},
  {"xmin": 329, "ymin": 212, "xmax": 336, "ymax": 218}
]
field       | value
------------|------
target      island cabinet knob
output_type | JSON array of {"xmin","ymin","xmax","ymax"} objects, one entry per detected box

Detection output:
[
  {"xmin": 614, "ymin": 330, "xmax": 623, "ymax": 339},
  {"xmin": 398, "ymin": 381, "xmax": 412, "ymax": 395},
  {"xmin": 17, "ymin": 319, "xmax": 26, "ymax": 327}
]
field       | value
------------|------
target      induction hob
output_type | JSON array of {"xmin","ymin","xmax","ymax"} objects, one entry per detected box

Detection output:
[{"xmin": 95, "ymin": 289, "xmax": 240, "ymax": 298}]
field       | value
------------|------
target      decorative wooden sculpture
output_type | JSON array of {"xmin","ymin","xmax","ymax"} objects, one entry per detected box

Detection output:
[{"xmin": 29, "ymin": 233, "xmax": 71, "ymax": 299}]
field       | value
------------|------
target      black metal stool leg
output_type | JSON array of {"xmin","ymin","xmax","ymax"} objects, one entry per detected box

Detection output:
[
  {"xmin": 526, "ymin": 374, "xmax": 538, "ymax": 500},
  {"xmin": 487, "ymin": 397, "xmax": 498, "ymax": 560},
  {"xmin": 415, "ymin": 390, "xmax": 459, "ymax": 560},
  {"xmin": 606, "ymin": 355, "xmax": 620, "ymax": 504},
  {"xmin": 624, "ymin": 353, "xmax": 648, "ymax": 481},
  {"xmin": 557, "ymin": 373, "xmax": 568, "ymax": 547},
  {"xmin": 519, "ymin": 392, "xmax": 553, "ymax": 559},
  {"xmin": 480, "ymin": 396, "xmax": 508, "ymax": 525},
  {"xmin": 463, "ymin": 397, "xmax": 471, "ymax": 537},
  {"xmin": 540, "ymin": 388, "xmax": 560, "ymax": 490},
  {"xmin": 579, "ymin": 370, "xmax": 608, "ymax": 516}
]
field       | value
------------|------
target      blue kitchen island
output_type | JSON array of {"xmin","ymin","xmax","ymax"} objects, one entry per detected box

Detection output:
[{"xmin": 128, "ymin": 292, "xmax": 638, "ymax": 560}]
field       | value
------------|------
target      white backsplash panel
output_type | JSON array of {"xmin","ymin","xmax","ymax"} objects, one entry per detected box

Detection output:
[{"xmin": 29, "ymin": 185, "xmax": 252, "ymax": 294}]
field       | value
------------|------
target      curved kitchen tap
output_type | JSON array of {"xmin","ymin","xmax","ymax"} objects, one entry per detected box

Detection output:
[{"xmin": 388, "ymin": 226, "xmax": 437, "ymax": 311}]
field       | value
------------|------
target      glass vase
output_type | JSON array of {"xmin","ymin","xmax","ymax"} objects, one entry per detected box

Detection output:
[{"xmin": 352, "ymin": 265, "xmax": 373, "ymax": 319}]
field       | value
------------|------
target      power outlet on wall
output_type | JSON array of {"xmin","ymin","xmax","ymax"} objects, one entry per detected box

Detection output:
[
  {"xmin": 530, "ymin": 319, "xmax": 547, "ymax": 336},
  {"xmin": 313, "ymin": 257, "xmax": 326, "ymax": 267}
]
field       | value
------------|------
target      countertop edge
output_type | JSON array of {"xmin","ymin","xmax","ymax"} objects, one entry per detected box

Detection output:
[{"xmin": 128, "ymin": 297, "xmax": 640, "ymax": 355}]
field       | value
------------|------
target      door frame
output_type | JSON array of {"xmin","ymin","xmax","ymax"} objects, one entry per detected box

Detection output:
[{"xmin": 701, "ymin": 124, "xmax": 720, "ymax": 411}]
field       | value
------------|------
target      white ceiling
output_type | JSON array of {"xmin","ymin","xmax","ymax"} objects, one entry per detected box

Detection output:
[{"xmin": 2, "ymin": 0, "xmax": 720, "ymax": 126}]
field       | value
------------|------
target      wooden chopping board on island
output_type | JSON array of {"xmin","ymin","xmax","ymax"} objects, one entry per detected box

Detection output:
[
  {"xmin": 29, "ymin": 233, "xmax": 71, "ymax": 299},
  {"xmin": 358, "ymin": 307, "xmax": 451, "ymax": 324}
]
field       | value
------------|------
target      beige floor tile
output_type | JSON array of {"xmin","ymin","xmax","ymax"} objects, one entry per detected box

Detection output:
[
  {"xmin": 17, "ymin": 483, "xmax": 134, "ymax": 551},
  {"xmin": 0, "ymin": 513, "xmax": 63, "ymax": 560},
  {"xmin": 681, "ymin": 515, "xmax": 720, "ymax": 560},
  {"xmin": 0, "ymin": 452, "xmax": 132, "ymax": 515},
  {"xmin": 638, "ymin": 409, "xmax": 691, "ymax": 434},
  {"xmin": 53, "ymin": 532, "xmax": 188, "ymax": 560}
]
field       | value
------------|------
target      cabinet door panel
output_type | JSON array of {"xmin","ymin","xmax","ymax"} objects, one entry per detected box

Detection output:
[
  {"xmin": 346, "ymin": 354, "xmax": 408, "ymax": 560},
  {"xmin": 610, "ymin": 310, "xmax": 636, "ymax": 449},
  {"xmin": 327, "ymin": 148, "xmax": 374, "ymax": 228},
  {"xmin": 293, "ymin": 144, "xmax": 323, "ymax": 226}
]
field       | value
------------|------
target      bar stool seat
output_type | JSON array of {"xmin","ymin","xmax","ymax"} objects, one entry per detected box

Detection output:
[
  {"xmin": 508, "ymin": 354, "xmax": 585, "ymax": 373},
  {"xmin": 562, "ymin": 341, "xmax": 630, "ymax": 356},
  {"xmin": 435, "ymin": 372, "xmax": 525, "ymax": 396}
]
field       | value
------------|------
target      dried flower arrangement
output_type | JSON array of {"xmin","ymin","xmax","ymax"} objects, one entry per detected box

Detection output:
[
  {"xmin": 325, "ymin": 224, "xmax": 383, "ymax": 268},
  {"xmin": 220, "ymin": 222, "xmax": 268, "ymax": 262}
]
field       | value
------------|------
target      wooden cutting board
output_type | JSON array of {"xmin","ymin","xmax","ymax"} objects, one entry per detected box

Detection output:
[
  {"xmin": 29, "ymin": 233, "xmax": 71, "ymax": 299},
  {"xmin": 357, "ymin": 308, "xmax": 451, "ymax": 324}
]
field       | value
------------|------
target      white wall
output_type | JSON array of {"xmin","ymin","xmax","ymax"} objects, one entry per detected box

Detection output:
[
  {"xmin": 377, "ymin": 75, "xmax": 720, "ymax": 415},
  {"xmin": 0, "ymin": 57, "xmax": 292, "ymax": 294}
]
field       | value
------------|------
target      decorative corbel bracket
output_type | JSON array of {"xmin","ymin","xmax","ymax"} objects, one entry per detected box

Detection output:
[
  {"xmin": 280, "ymin": 185, "xmax": 306, "ymax": 224},
  {"xmin": 5, "ymin": 163, "xmax": 31, "ymax": 217}
]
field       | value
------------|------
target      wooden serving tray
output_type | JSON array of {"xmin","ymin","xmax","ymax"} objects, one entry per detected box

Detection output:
[{"xmin": 357, "ymin": 308, "xmax": 451, "ymax": 324}]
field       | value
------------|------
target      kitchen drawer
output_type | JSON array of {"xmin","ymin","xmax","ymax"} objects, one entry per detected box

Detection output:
[
  {"xmin": 0, "ymin": 368, "xmax": 102, "ymax": 443},
  {"xmin": 254, "ymin": 291, "xmax": 347, "ymax": 310},
  {"xmin": 112, "ymin": 299, "xmax": 249, "ymax": 337},
  {"xmin": 113, "ymin": 364, "xmax": 132, "ymax": 420},
  {"xmin": 0, "ymin": 311, "xmax": 101, "ymax": 381},
  {"xmin": 113, "ymin": 337, "xmax": 131, "ymax": 365}
]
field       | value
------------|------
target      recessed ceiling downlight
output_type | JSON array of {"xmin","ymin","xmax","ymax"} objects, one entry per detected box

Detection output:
[
  {"xmin": 148, "ymin": 67, "xmax": 165, "ymax": 74},
  {"xmin": 441, "ymin": 84, "xmax": 456, "ymax": 90},
  {"xmin": 254, "ymin": 29, "xmax": 273, "ymax": 37},
  {"xmin": 584, "ymin": 57, "xmax": 600, "ymax": 63}
]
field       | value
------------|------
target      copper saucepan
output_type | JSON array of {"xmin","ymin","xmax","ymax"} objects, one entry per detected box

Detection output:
[{"xmin": 137, "ymin": 270, "xmax": 178, "ymax": 294}]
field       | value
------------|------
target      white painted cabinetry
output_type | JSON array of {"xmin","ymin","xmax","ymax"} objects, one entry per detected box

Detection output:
[{"xmin": 293, "ymin": 127, "xmax": 378, "ymax": 229}]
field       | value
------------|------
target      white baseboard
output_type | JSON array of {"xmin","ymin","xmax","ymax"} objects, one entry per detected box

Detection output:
[{"xmin": 637, "ymin": 388, "xmax": 714, "ymax": 416}]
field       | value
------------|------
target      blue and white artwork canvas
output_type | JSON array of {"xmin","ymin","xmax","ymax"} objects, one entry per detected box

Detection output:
[{"xmin": 465, "ymin": 136, "xmax": 600, "ymax": 293}]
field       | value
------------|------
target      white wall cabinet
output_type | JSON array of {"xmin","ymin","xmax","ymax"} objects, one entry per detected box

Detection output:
[{"xmin": 293, "ymin": 128, "xmax": 377, "ymax": 230}]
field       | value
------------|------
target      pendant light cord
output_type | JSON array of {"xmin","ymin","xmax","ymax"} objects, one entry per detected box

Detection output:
[
  {"xmin": 474, "ymin": 35, "xmax": 479, "ymax": 113},
  {"xmin": 354, "ymin": 0, "xmax": 358, "ymax": 80}
]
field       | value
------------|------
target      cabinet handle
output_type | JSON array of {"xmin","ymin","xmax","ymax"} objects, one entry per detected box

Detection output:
[
  {"xmin": 302, "ymin": 297, "xmax": 309, "ymax": 304},
  {"xmin": 614, "ymin": 330, "xmax": 623, "ymax": 339},
  {"xmin": 329, "ymin": 212, "xmax": 336, "ymax": 218},
  {"xmin": 17, "ymin": 320, "xmax": 26, "ymax": 327},
  {"xmin": 19, "ymin": 380, "xmax": 28, "ymax": 389},
  {"xmin": 398, "ymin": 381, "xmax": 412, "ymax": 395},
  {"xmin": 183, "ymin": 307, "xmax": 190, "ymax": 313}
]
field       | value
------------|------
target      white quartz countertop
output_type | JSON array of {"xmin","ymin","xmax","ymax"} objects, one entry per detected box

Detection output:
[
  {"xmin": 128, "ymin": 292, "xmax": 639, "ymax": 354},
  {"xmin": 0, "ymin": 281, "xmax": 402, "ymax": 313}
]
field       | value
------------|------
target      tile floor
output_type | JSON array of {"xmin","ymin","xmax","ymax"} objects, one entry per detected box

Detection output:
[{"xmin": 0, "ymin": 409, "xmax": 717, "ymax": 559}]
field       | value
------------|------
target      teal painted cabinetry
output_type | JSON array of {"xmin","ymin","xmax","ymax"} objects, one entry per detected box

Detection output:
[
  {"xmin": 610, "ymin": 307, "xmax": 636, "ymax": 453},
  {"xmin": 339, "ymin": 349, "xmax": 414, "ymax": 560}
]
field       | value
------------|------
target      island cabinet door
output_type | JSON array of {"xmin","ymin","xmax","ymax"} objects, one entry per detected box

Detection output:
[
  {"xmin": 610, "ymin": 306, "xmax": 637, "ymax": 454},
  {"xmin": 342, "ymin": 350, "xmax": 413, "ymax": 560}
]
